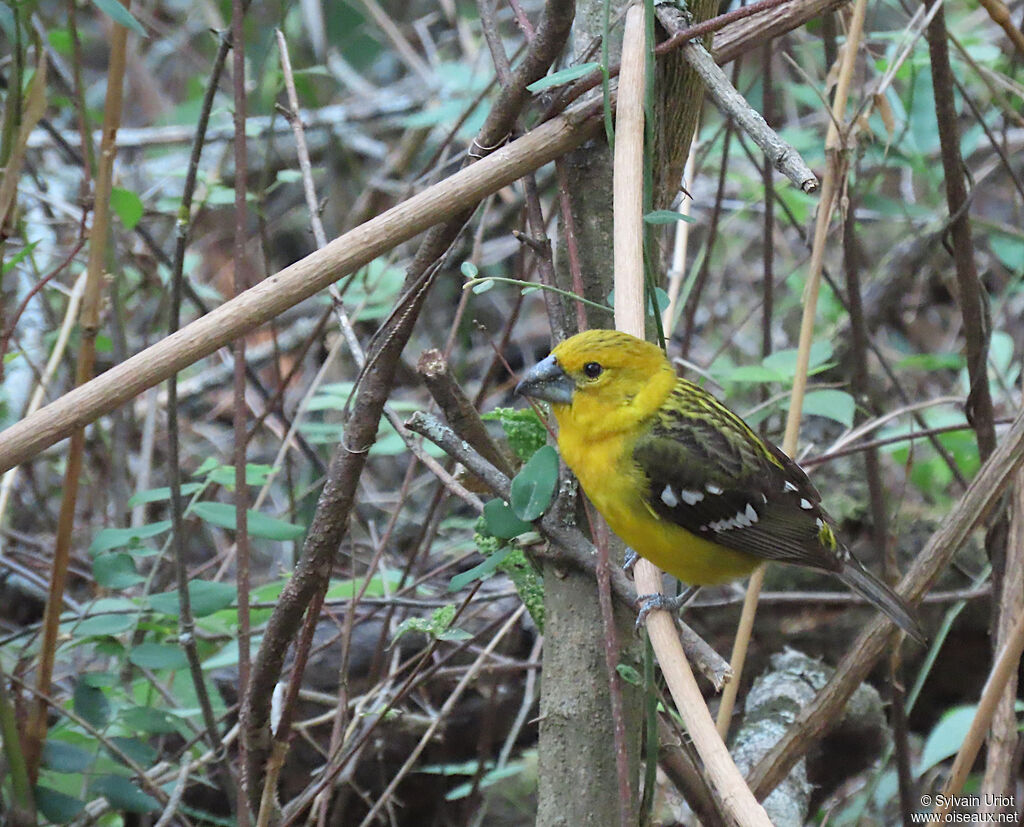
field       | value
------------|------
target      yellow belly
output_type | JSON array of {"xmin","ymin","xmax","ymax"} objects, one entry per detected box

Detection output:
[{"xmin": 560, "ymin": 427, "xmax": 758, "ymax": 586}]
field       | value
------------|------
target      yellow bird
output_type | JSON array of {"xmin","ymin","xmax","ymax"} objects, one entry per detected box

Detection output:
[{"xmin": 515, "ymin": 329, "xmax": 924, "ymax": 643}]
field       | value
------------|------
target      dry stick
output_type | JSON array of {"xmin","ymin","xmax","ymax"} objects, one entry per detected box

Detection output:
[
  {"xmin": 927, "ymin": 3, "xmax": 1010, "ymax": 806},
  {"xmin": 417, "ymin": 349, "xmax": 516, "ymax": 477},
  {"xmin": 231, "ymin": 0, "xmax": 253, "ymax": 818},
  {"xmin": 614, "ymin": 9, "xmax": 771, "ymax": 825},
  {"xmin": 747, "ymin": 404, "xmax": 1024, "ymax": 797},
  {"xmin": 656, "ymin": 6, "xmax": 817, "ymax": 194},
  {"xmin": 166, "ymin": 27, "xmax": 236, "ymax": 807},
  {"xmin": 716, "ymin": 0, "xmax": 869, "ymax": 739},
  {"xmin": 710, "ymin": 0, "xmax": 852, "ymax": 64},
  {"xmin": 603, "ymin": 11, "xmax": 645, "ymax": 825},
  {"xmin": 935, "ymin": 606, "xmax": 1024, "ymax": 817},
  {"xmin": 25, "ymin": 1, "xmax": 130, "ymax": 780},
  {"xmin": 926, "ymin": 0, "xmax": 996, "ymax": 464},
  {"xmin": 0, "ymin": 105, "xmax": 601, "ymax": 476},
  {"xmin": 975, "ymin": 0, "xmax": 1024, "ymax": 56},
  {"xmin": 980, "ymin": 472, "xmax": 1024, "ymax": 812},
  {"xmin": 661, "ymin": 137, "xmax": 696, "ymax": 335}
]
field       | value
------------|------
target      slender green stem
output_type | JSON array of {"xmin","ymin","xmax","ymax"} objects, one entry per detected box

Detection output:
[{"xmin": 463, "ymin": 277, "xmax": 614, "ymax": 315}]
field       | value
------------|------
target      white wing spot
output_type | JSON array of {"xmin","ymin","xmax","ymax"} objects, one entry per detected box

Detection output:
[
  {"xmin": 800, "ymin": 498, "xmax": 813, "ymax": 510},
  {"xmin": 784, "ymin": 481, "xmax": 798, "ymax": 493},
  {"xmin": 761, "ymin": 493, "xmax": 768, "ymax": 504},
  {"xmin": 706, "ymin": 483, "xmax": 724, "ymax": 495},
  {"xmin": 660, "ymin": 485, "xmax": 679, "ymax": 508},
  {"xmin": 710, "ymin": 506, "xmax": 758, "ymax": 533},
  {"xmin": 680, "ymin": 489, "xmax": 704, "ymax": 505},
  {"xmin": 815, "ymin": 517, "xmax": 825, "ymax": 529}
]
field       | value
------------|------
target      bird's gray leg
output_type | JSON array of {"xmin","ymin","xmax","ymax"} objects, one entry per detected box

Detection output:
[{"xmin": 635, "ymin": 585, "xmax": 701, "ymax": 631}]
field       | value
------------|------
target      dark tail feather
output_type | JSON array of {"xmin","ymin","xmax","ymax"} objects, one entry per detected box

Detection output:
[{"xmin": 838, "ymin": 561, "xmax": 927, "ymax": 645}]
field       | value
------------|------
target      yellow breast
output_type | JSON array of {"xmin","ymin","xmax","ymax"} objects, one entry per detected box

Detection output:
[{"xmin": 558, "ymin": 424, "xmax": 758, "ymax": 586}]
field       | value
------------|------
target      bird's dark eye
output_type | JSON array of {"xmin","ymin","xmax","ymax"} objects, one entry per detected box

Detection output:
[{"xmin": 583, "ymin": 362, "xmax": 603, "ymax": 379}]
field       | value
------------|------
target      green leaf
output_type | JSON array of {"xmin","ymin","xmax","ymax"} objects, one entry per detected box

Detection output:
[
  {"xmin": 615, "ymin": 663, "xmax": 642, "ymax": 685},
  {"xmin": 126, "ymin": 484, "xmax": 203, "ymax": 507},
  {"xmin": 2, "ymin": 239, "xmax": 38, "ymax": 274},
  {"xmin": 991, "ymin": 234, "xmax": 1024, "ymax": 272},
  {"xmin": 90, "ymin": 775, "xmax": 160, "ymax": 813},
  {"xmin": 445, "ymin": 763, "xmax": 523, "ymax": 800},
  {"xmin": 119, "ymin": 705, "xmax": 188, "ymax": 735},
  {"xmin": 190, "ymin": 502, "xmax": 305, "ymax": 540},
  {"xmin": 509, "ymin": 445, "xmax": 558, "ymax": 521},
  {"xmin": 90, "ymin": 521, "xmax": 172, "ymax": 554},
  {"xmin": 89, "ymin": 0, "xmax": 147, "ymax": 36},
  {"xmin": 792, "ymin": 389, "xmax": 856, "ymax": 427},
  {"xmin": 896, "ymin": 352, "xmax": 964, "ymax": 371},
  {"xmin": 36, "ymin": 786, "xmax": 85, "ymax": 823},
  {"xmin": 762, "ymin": 341, "xmax": 834, "ymax": 378},
  {"xmin": 108, "ymin": 736, "xmax": 158, "ymax": 767},
  {"xmin": 482, "ymin": 498, "xmax": 533, "ymax": 540},
  {"xmin": 643, "ymin": 209, "xmax": 694, "ymax": 224},
  {"xmin": 526, "ymin": 62, "xmax": 600, "ymax": 92},
  {"xmin": 918, "ymin": 705, "xmax": 976, "ymax": 776},
  {"xmin": 148, "ymin": 580, "xmax": 236, "ymax": 617},
  {"xmin": 717, "ymin": 365, "xmax": 783, "ymax": 384},
  {"xmin": 93, "ymin": 553, "xmax": 145, "ymax": 589},
  {"xmin": 128, "ymin": 642, "xmax": 190, "ymax": 671},
  {"xmin": 110, "ymin": 187, "xmax": 144, "ymax": 230},
  {"xmin": 460, "ymin": 260, "xmax": 479, "ymax": 278},
  {"xmin": 198, "ymin": 462, "xmax": 273, "ymax": 489},
  {"xmin": 324, "ymin": 570, "xmax": 404, "ymax": 599},
  {"xmin": 72, "ymin": 612, "xmax": 135, "ymax": 637},
  {"xmin": 73, "ymin": 680, "xmax": 111, "ymax": 729},
  {"xmin": 42, "ymin": 740, "xmax": 95, "ymax": 773},
  {"xmin": 200, "ymin": 635, "xmax": 261, "ymax": 671},
  {"xmin": 48, "ymin": 29, "xmax": 74, "ymax": 55},
  {"xmin": 449, "ymin": 545, "xmax": 514, "ymax": 591}
]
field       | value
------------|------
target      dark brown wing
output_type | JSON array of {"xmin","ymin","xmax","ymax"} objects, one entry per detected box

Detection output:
[{"xmin": 632, "ymin": 382, "xmax": 844, "ymax": 573}]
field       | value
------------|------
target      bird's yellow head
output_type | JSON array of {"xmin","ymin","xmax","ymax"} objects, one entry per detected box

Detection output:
[{"xmin": 516, "ymin": 330, "xmax": 676, "ymax": 435}]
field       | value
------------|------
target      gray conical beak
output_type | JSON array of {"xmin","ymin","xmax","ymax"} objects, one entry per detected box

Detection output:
[{"xmin": 515, "ymin": 354, "xmax": 575, "ymax": 405}]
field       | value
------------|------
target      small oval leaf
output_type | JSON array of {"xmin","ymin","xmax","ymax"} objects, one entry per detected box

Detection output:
[
  {"xmin": 509, "ymin": 445, "xmax": 559, "ymax": 521},
  {"xmin": 482, "ymin": 499, "xmax": 533, "ymax": 540},
  {"xmin": 36, "ymin": 786, "xmax": 85, "ymax": 823},
  {"xmin": 73, "ymin": 681, "xmax": 111, "ymax": 729},
  {"xmin": 190, "ymin": 502, "xmax": 305, "ymax": 540},
  {"xmin": 90, "ymin": 775, "xmax": 160, "ymax": 813},
  {"xmin": 128, "ymin": 642, "xmax": 189, "ymax": 671}
]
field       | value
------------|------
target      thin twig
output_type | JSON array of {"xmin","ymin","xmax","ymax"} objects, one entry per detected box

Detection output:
[{"xmin": 656, "ymin": 6, "xmax": 817, "ymax": 193}]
